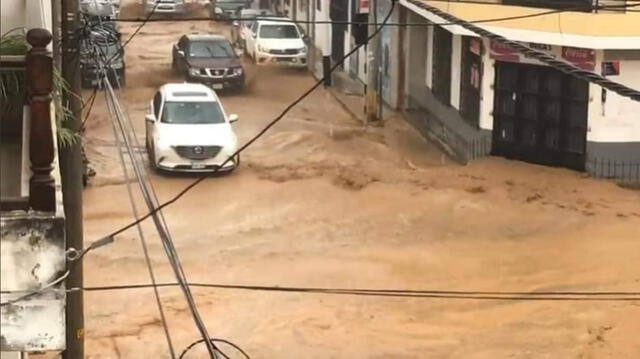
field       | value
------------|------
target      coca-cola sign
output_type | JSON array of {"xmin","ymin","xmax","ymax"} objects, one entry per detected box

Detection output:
[
  {"xmin": 489, "ymin": 41, "xmax": 519, "ymax": 62},
  {"xmin": 562, "ymin": 47, "xmax": 595, "ymax": 71}
]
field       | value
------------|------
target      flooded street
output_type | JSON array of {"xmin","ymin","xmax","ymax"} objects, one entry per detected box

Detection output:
[{"xmin": 81, "ymin": 2, "xmax": 640, "ymax": 358}]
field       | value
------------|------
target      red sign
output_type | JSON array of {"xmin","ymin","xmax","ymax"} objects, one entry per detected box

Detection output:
[
  {"xmin": 358, "ymin": 0, "xmax": 369, "ymax": 13},
  {"xmin": 562, "ymin": 47, "xmax": 595, "ymax": 71},
  {"xmin": 490, "ymin": 41, "xmax": 519, "ymax": 62}
]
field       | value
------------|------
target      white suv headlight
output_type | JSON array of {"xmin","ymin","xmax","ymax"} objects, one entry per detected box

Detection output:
[
  {"xmin": 215, "ymin": 6, "xmax": 222, "ymax": 14},
  {"xmin": 298, "ymin": 46, "xmax": 307, "ymax": 54},
  {"xmin": 258, "ymin": 44, "xmax": 269, "ymax": 53},
  {"xmin": 189, "ymin": 68, "xmax": 200, "ymax": 76}
]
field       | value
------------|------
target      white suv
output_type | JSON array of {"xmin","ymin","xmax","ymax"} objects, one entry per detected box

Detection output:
[
  {"xmin": 243, "ymin": 19, "xmax": 308, "ymax": 68},
  {"xmin": 145, "ymin": 83, "xmax": 240, "ymax": 173},
  {"xmin": 144, "ymin": 0, "xmax": 185, "ymax": 15}
]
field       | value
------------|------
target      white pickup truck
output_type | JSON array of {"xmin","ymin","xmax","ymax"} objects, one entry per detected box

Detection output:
[{"xmin": 243, "ymin": 18, "xmax": 308, "ymax": 68}]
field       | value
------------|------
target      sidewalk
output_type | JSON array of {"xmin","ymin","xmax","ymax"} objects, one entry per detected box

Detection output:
[
  {"xmin": 325, "ymin": 69, "xmax": 367, "ymax": 124},
  {"xmin": 328, "ymin": 87, "xmax": 366, "ymax": 124}
]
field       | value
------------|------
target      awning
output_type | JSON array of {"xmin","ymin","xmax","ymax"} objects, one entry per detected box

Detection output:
[{"xmin": 400, "ymin": 0, "xmax": 640, "ymax": 50}]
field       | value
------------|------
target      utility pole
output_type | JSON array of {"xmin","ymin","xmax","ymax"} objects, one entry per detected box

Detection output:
[
  {"xmin": 365, "ymin": 0, "xmax": 381, "ymax": 123},
  {"xmin": 51, "ymin": 0, "xmax": 62, "ymax": 69},
  {"xmin": 60, "ymin": 0, "xmax": 84, "ymax": 357}
]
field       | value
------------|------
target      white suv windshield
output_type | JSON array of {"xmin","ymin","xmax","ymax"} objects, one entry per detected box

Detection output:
[
  {"xmin": 161, "ymin": 102, "xmax": 225, "ymax": 124},
  {"xmin": 259, "ymin": 25, "xmax": 299, "ymax": 39}
]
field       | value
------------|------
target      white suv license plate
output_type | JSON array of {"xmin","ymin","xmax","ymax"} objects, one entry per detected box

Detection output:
[{"xmin": 191, "ymin": 163, "xmax": 206, "ymax": 170}]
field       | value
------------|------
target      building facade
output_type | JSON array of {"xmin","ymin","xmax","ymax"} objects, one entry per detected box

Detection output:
[
  {"xmin": 294, "ymin": 0, "xmax": 640, "ymax": 181},
  {"xmin": 1, "ymin": 0, "xmax": 67, "ymax": 353},
  {"xmin": 397, "ymin": 0, "xmax": 640, "ymax": 180}
]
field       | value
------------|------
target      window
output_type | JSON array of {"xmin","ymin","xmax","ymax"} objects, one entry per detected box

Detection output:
[
  {"xmin": 187, "ymin": 41, "xmax": 235, "ymax": 58},
  {"xmin": 259, "ymin": 25, "xmax": 300, "ymax": 39},
  {"xmin": 160, "ymin": 102, "xmax": 226, "ymax": 124},
  {"xmin": 153, "ymin": 92, "xmax": 162, "ymax": 118}
]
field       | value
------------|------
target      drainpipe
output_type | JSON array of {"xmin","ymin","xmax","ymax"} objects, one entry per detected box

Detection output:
[
  {"xmin": 322, "ymin": 0, "xmax": 332, "ymax": 87},
  {"xmin": 365, "ymin": 0, "xmax": 381, "ymax": 123}
]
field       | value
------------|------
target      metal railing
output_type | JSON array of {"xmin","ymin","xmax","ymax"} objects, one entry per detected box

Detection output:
[
  {"xmin": 586, "ymin": 157, "xmax": 640, "ymax": 184},
  {"xmin": 0, "ymin": 29, "xmax": 57, "ymax": 212}
]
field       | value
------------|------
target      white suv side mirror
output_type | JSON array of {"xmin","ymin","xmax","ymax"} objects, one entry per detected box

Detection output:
[
  {"xmin": 229, "ymin": 114, "xmax": 239, "ymax": 123},
  {"xmin": 145, "ymin": 114, "xmax": 156, "ymax": 123}
]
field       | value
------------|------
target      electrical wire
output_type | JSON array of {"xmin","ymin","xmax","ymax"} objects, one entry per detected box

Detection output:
[
  {"xmin": 104, "ymin": 79, "xmax": 223, "ymax": 356},
  {"xmin": 102, "ymin": 56, "xmax": 177, "ymax": 358},
  {"xmin": 86, "ymin": 22, "xmax": 225, "ymax": 358},
  {"xmin": 67, "ymin": 2, "xmax": 399, "ymax": 357},
  {"xmin": 75, "ymin": 281, "xmax": 640, "ymax": 301},
  {"xmin": 119, "ymin": 0, "xmax": 160, "ymax": 50},
  {"xmin": 65, "ymin": 0, "xmax": 639, "ymax": 342},
  {"xmin": 0, "ymin": 270, "xmax": 70, "ymax": 307},
  {"xmin": 80, "ymin": 0, "xmax": 399, "ymax": 260},
  {"xmin": 179, "ymin": 338, "xmax": 251, "ymax": 359},
  {"xmin": 80, "ymin": 87, "xmax": 98, "ymax": 132},
  {"xmin": 79, "ymin": 0, "xmax": 640, "ymax": 259}
]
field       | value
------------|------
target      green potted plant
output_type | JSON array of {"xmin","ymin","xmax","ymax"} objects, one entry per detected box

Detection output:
[{"xmin": 1, "ymin": 28, "xmax": 76, "ymax": 146}]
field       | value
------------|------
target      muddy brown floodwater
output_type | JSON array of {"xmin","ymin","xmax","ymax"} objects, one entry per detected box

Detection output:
[{"xmin": 81, "ymin": 2, "xmax": 640, "ymax": 358}]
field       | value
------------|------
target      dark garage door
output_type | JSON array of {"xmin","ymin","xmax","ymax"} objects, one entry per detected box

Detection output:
[{"xmin": 492, "ymin": 62, "xmax": 589, "ymax": 171}]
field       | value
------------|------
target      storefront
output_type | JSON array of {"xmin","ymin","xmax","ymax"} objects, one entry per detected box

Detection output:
[{"xmin": 490, "ymin": 42, "xmax": 593, "ymax": 170}]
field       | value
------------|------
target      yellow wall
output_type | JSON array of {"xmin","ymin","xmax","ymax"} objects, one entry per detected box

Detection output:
[{"xmin": 421, "ymin": 0, "xmax": 640, "ymax": 36}]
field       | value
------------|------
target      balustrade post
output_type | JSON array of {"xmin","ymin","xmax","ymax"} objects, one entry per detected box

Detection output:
[{"xmin": 26, "ymin": 29, "xmax": 56, "ymax": 212}]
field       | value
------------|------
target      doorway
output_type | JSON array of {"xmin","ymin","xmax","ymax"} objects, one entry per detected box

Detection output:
[
  {"xmin": 492, "ymin": 62, "xmax": 588, "ymax": 171},
  {"xmin": 330, "ymin": 0, "xmax": 348, "ymax": 66}
]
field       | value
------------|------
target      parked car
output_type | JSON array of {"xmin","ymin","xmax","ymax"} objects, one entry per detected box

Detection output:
[
  {"xmin": 144, "ymin": 0, "xmax": 186, "ymax": 15},
  {"xmin": 80, "ymin": 0, "xmax": 119, "ymax": 18},
  {"xmin": 230, "ymin": 8, "xmax": 275, "ymax": 48},
  {"xmin": 172, "ymin": 34, "xmax": 245, "ymax": 91},
  {"xmin": 79, "ymin": 19, "xmax": 126, "ymax": 88},
  {"xmin": 243, "ymin": 18, "xmax": 308, "ymax": 68},
  {"xmin": 145, "ymin": 83, "xmax": 240, "ymax": 173},
  {"xmin": 210, "ymin": 0, "xmax": 252, "ymax": 19}
]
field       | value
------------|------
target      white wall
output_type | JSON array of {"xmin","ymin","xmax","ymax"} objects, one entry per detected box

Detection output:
[
  {"xmin": 1, "ymin": 0, "xmax": 26, "ymax": 35},
  {"xmin": 588, "ymin": 53, "xmax": 640, "ymax": 143},
  {"xmin": 425, "ymin": 25, "xmax": 433, "ymax": 88},
  {"xmin": 295, "ymin": 0, "xmax": 310, "ymax": 35},
  {"xmin": 358, "ymin": 47, "xmax": 367, "ymax": 82},
  {"xmin": 313, "ymin": 0, "xmax": 331, "ymax": 56},
  {"xmin": 1, "ymin": 0, "xmax": 52, "ymax": 36},
  {"xmin": 450, "ymin": 34, "xmax": 462, "ymax": 110},
  {"xmin": 480, "ymin": 37, "xmax": 495, "ymax": 131}
]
